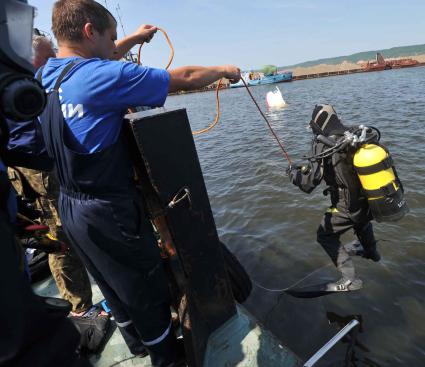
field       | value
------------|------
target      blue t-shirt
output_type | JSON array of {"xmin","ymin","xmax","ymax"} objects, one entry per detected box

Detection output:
[{"xmin": 40, "ymin": 57, "xmax": 170, "ymax": 153}]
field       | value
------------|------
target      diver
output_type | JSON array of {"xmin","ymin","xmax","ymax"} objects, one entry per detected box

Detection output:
[{"xmin": 287, "ymin": 104, "xmax": 382, "ymax": 292}]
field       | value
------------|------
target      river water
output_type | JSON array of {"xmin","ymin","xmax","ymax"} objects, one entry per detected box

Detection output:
[{"xmin": 165, "ymin": 67, "xmax": 425, "ymax": 366}]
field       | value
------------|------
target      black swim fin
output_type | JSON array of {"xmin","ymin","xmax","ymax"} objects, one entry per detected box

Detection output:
[
  {"xmin": 284, "ymin": 283, "xmax": 334, "ymax": 298},
  {"xmin": 285, "ymin": 278, "xmax": 363, "ymax": 299}
]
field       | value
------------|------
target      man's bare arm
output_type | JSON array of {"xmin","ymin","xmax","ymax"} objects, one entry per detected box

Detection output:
[
  {"xmin": 113, "ymin": 25, "xmax": 157, "ymax": 60},
  {"xmin": 168, "ymin": 65, "xmax": 240, "ymax": 93}
]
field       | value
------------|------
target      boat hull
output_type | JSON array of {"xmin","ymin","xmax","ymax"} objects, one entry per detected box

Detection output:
[
  {"xmin": 231, "ymin": 72, "xmax": 293, "ymax": 88},
  {"xmin": 204, "ymin": 305, "xmax": 302, "ymax": 366}
]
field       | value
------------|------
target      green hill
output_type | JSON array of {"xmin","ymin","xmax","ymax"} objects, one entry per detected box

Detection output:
[{"xmin": 282, "ymin": 44, "xmax": 425, "ymax": 69}]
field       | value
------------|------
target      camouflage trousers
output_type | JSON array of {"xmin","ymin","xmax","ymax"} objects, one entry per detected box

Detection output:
[{"xmin": 8, "ymin": 167, "xmax": 92, "ymax": 313}]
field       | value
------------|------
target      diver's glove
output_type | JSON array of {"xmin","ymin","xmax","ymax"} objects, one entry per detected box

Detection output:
[
  {"xmin": 287, "ymin": 164, "xmax": 310, "ymax": 185},
  {"xmin": 287, "ymin": 164, "xmax": 300, "ymax": 184},
  {"xmin": 285, "ymin": 165, "xmax": 293, "ymax": 176}
]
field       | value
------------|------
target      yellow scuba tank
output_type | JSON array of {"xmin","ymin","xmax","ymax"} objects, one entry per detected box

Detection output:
[{"xmin": 353, "ymin": 143, "xmax": 408, "ymax": 222}]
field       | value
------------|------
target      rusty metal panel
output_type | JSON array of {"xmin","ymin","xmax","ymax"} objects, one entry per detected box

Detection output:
[{"xmin": 126, "ymin": 107, "xmax": 236, "ymax": 366}]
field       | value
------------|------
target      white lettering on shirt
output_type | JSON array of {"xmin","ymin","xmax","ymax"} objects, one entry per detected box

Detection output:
[
  {"xmin": 60, "ymin": 103, "xmax": 84, "ymax": 118},
  {"xmin": 67, "ymin": 104, "xmax": 84, "ymax": 118},
  {"xmin": 56, "ymin": 88, "xmax": 84, "ymax": 118}
]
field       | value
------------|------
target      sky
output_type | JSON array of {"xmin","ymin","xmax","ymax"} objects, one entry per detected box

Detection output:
[{"xmin": 30, "ymin": 0, "xmax": 425, "ymax": 70}]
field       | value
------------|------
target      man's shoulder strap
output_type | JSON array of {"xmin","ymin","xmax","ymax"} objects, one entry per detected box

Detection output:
[
  {"xmin": 36, "ymin": 59, "xmax": 83, "ymax": 91},
  {"xmin": 52, "ymin": 62, "xmax": 76, "ymax": 91}
]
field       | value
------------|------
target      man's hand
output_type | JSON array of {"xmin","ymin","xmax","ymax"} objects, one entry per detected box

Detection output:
[
  {"xmin": 131, "ymin": 24, "xmax": 158, "ymax": 44},
  {"xmin": 169, "ymin": 65, "xmax": 241, "ymax": 93},
  {"xmin": 223, "ymin": 65, "xmax": 241, "ymax": 84},
  {"xmin": 113, "ymin": 24, "xmax": 158, "ymax": 60}
]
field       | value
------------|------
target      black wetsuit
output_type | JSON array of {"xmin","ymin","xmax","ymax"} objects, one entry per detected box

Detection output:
[{"xmin": 289, "ymin": 134, "xmax": 377, "ymax": 281}]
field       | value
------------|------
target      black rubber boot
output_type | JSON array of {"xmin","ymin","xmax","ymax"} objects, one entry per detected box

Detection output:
[
  {"xmin": 117, "ymin": 323, "xmax": 148, "ymax": 357},
  {"xmin": 146, "ymin": 329, "xmax": 186, "ymax": 367},
  {"xmin": 355, "ymin": 222, "xmax": 381, "ymax": 262},
  {"xmin": 362, "ymin": 247, "xmax": 381, "ymax": 262}
]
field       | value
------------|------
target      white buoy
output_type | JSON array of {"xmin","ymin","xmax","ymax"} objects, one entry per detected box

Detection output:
[{"xmin": 266, "ymin": 86, "xmax": 287, "ymax": 108}]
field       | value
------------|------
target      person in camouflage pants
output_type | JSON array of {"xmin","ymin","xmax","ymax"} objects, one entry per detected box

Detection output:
[{"xmin": 9, "ymin": 166, "xmax": 93, "ymax": 314}]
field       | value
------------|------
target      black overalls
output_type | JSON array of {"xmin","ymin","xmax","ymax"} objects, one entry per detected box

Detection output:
[{"xmin": 38, "ymin": 62, "xmax": 179, "ymax": 366}]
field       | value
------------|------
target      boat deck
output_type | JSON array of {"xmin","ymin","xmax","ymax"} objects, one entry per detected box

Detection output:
[
  {"xmin": 33, "ymin": 277, "xmax": 301, "ymax": 367},
  {"xmin": 33, "ymin": 276, "xmax": 151, "ymax": 367}
]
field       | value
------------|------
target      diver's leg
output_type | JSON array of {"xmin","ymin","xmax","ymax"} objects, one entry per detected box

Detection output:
[
  {"xmin": 317, "ymin": 210, "xmax": 358, "ymax": 284},
  {"xmin": 355, "ymin": 221, "xmax": 380, "ymax": 262}
]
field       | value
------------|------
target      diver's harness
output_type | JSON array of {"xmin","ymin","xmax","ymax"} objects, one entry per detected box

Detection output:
[
  {"xmin": 307, "ymin": 125, "xmax": 408, "ymax": 222},
  {"xmin": 307, "ymin": 125, "xmax": 380, "ymax": 161}
]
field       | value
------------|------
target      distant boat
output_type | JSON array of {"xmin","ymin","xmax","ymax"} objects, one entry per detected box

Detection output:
[
  {"xmin": 230, "ymin": 71, "xmax": 293, "ymax": 88},
  {"xmin": 360, "ymin": 52, "xmax": 419, "ymax": 72}
]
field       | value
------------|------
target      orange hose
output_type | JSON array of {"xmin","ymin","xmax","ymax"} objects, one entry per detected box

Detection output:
[
  {"xmin": 136, "ymin": 28, "xmax": 292, "ymax": 164},
  {"xmin": 195, "ymin": 76, "xmax": 292, "ymax": 165},
  {"xmin": 137, "ymin": 27, "xmax": 222, "ymax": 136},
  {"xmin": 192, "ymin": 80, "xmax": 222, "ymax": 136},
  {"xmin": 137, "ymin": 27, "xmax": 174, "ymax": 70}
]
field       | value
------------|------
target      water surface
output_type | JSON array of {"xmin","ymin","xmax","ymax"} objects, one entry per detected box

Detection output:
[{"xmin": 166, "ymin": 67, "xmax": 425, "ymax": 366}]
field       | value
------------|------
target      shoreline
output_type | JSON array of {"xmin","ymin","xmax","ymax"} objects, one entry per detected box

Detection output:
[
  {"xmin": 169, "ymin": 54, "xmax": 425, "ymax": 96},
  {"xmin": 284, "ymin": 54, "xmax": 425, "ymax": 76},
  {"xmin": 292, "ymin": 62, "xmax": 425, "ymax": 81}
]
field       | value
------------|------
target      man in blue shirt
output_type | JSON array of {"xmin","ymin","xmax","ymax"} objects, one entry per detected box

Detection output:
[
  {"xmin": 41, "ymin": 14, "xmax": 239, "ymax": 155},
  {"xmin": 38, "ymin": 1, "xmax": 241, "ymax": 366}
]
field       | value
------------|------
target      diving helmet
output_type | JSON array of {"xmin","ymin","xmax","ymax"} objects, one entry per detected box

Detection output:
[{"xmin": 309, "ymin": 104, "xmax": 346, "ymax": 136}]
